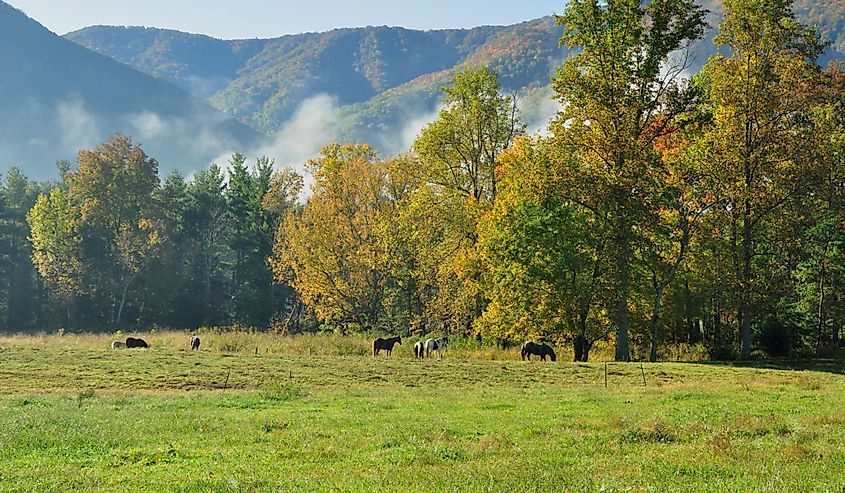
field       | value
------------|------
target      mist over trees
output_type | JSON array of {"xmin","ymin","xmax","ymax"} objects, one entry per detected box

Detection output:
[{"xmin": 3, "ymin": 0, "xmax": 844, "ymax": 361}]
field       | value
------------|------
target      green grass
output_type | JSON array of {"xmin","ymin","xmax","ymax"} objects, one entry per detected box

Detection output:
[{"xmin": 0, "ymin": 333, "xmax": 844, "ymax": 491}]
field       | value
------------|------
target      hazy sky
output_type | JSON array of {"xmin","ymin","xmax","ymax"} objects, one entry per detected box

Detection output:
[{"xmin": 5, "ymin": 0, "xmax": 565, "ymax": 39}]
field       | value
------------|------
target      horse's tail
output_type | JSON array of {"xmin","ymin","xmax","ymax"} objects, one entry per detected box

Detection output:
[{"xmin": 372, "ymin": 340, "xmax": 377, "ymax": 358}]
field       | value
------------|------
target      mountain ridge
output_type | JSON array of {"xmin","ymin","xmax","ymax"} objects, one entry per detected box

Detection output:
[
  {"xmin": 66, "ymin": 17, "xmax": 568, "ymax": 139},
  {"xmin": 0, "ymin": 1, "xmax": 264, "ymax": 178}
]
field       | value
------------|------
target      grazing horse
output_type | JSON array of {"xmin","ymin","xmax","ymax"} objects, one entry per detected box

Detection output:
[
  {"xmin": 125, "ymin": 337, "xmax": 149, "ymax": 349},
  {"xmin": 413, "ymin": 341, "xmax": 424, "ymax": 359},
  {"xmin": 373, "ymin": 335, "xmax": 401, "ymax": 357},
  {"xmin": 521, "ymin": 341, "xmax": 556, "ymax": 361},
  {"xmin": 424, "ymin": 337, "xmax": 448, "ymax": 359},
  {"xmin": 190, "ymin": 335, "xmax": 201, "ymax": 350},
  {"xmin": 111, "ymin": 341, "xmax": 126, "ymax": 349}
]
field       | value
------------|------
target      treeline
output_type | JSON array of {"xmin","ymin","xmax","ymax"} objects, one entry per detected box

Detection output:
[
  {"xmin": 3, "ymin": 0, "xmax": 845, "ymax": 361},
  {"xmin": 13, "ymin": 146, "xmax": 303, "ymax": 332}
]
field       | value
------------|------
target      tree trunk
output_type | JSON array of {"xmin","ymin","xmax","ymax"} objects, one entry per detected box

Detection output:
[
  {"xmin": 581, "ymin": 338, "xmax": 593, "ymax": 362},
  {"xmin": 66, "ymin": 298, "xmax": 76, "ymax": 330},
  {"xmin": 573, "ymin": 336, "xmax": 584, "ymax": 362},
  {"xmin": 685, "ymin": 281, "xmax": 700, "ymax": 343},
  {"xmin": 116, "ymin": 281, "xmax": 130, "ymax": 328},
  {"xmin": 649, "ymin": 289, "xmax": 662, "ymax": 363},
  {"xmin": 816, "ymin": 263, "xmax": 826, "ymax": 351},
  {"xmin": 204, "ymin": 252, "xmax": 213, "ymax": 325},
  {"xmin": 615, "ymin": 216, "xmax": 631, "ymax": 361},
  {"xmin": 740, "ymin": 198, "xmax": 753, "ymax": 360}
]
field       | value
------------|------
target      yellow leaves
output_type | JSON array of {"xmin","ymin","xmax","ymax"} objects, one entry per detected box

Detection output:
[
  {"xmin": 116, "ymin": 218, "xmax": 165, "ymax": 274},
  {"xmin": 27, "ymin": 188, "xmax": 85, "ymax": 300},
  {"xmin": 273, "ymin": 144, "xmax": 396, "ymax": 328}
]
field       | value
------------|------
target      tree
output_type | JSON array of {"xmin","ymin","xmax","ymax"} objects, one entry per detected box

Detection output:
[
  {"xmin": 66, "ymin": 134, "xmax": 162, "ymax": 327},
  {"xmin": 414, "ymin": 67, "xmax": 523, "ymax": 202},
  {"xmin": 226, "ymin": 154, "xmax": 280, "ymax": 326},
  {"xmin": 478, "ymin": 136, "xmax": 611, "ymax": 360},
  {"xmin": 702, "ymin": 0, "xmax": 824, "ymax": 358},
  {"xmin": 184, "ymin": 163, "xmax": 230, "ymax": 325},
  {"xmin": 27, "ymin": 187, "xmax": 84, "ymax": 325},
  {"xmin": 641, "ymin": 116, "xmax": 716, "ymax": 362},
  {"xmin": 551, "ymin": 0, "xmax": 708, "ymax": 360},
  {"xmin": 262, "ymin": 167, "xmax": 304, "ymax": 332},
  {"xmin": 790, "ymin": 68, "xmax": 845, "ymax": 352},
  {"xmin": 29, "ymin": 134, "xmax": 167, "ymax": 328},
  {"xmin": 274, "ymin": 144, "xmax": 391, "ymax": 331},
  {"xmin": 408, "ymin": 67, "xmax": 524, "ymax": 332},
  {"xmin": 0, "ymin": 167, "xmax": 45, "ymax": 330}
]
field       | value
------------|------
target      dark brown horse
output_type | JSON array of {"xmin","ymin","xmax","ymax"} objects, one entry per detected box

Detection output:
[
  {"xmin": 521, "ymin": 341, "xmax": 556, "ymax": 361},
  {"xmin": 373, "ymin": 336, "xmax": 401, "ymax": 357},
  {"xmin": 125, "ymin": 337, "xmax": 149, "ymax": 349}
]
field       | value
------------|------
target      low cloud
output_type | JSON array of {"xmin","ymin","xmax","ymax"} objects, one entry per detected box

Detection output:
[
  {"xmin": 518, "ymin": 88, "xmax": 563, "ymax": 136},
  {"xmin": 392, "ymin": 106, "xmax": 442, "ymax": 155},
  {"xmin": 56, "ymin": 99, "xmax": 102, "ymax": 153},
  {"xmin": 127, "ymin": 111, "xmax": 169, "ymax": 139},
  {"xmin": 210, "ymin": 94, "xmax": 341, "ymax": 193}
]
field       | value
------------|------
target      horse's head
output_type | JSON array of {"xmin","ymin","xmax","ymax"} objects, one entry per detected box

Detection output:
[{"xmin": 548, "ymin": 347, "xmax": 557, "ymax": 361}]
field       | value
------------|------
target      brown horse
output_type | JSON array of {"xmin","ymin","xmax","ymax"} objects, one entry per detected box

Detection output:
[
  {"xmin": 521, "ymin": 341, "xmax": 556, "ymax": 361},
  {"xmin": 373, "ymin": 336, "xmax": 401, "ymax": 357}
]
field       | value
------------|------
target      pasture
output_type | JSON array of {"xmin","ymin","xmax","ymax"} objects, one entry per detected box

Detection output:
[{"xmin": 0, "ymin": 332, "xmax": 844, "ymax": 492}]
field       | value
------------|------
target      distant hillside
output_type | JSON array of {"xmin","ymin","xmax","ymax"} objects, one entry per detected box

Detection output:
[
  {"xmin": 0, "ymin": 1, "xmax": 264, "ymax": 179},
  {"xmin": 61, "ymin": 1, "xmax": 845, "ymax": 160},
  {"xmin": 67, "ymin": 18, "xmax": 568, "ymax": 138}
]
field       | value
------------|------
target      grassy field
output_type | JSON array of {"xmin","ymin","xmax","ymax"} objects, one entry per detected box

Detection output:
[{"xmin": 0, "ymin": 332, "xmax": 844, "ymax": 492}]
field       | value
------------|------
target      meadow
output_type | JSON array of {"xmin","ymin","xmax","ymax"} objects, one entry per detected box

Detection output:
[{"xmin": 0, "ymin": 331, "xmax": 844, "ymax": 492}]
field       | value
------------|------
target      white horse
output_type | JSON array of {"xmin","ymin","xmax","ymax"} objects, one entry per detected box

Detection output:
[
  {"xmin": 413, "ymin": 341, "xmax": 424, "ymax": 359},
  {"xmin": 111, "ymin": 341, "xmax": 126, "ymax": 349},
  {"xmin": 424, "ymin": 337, "xmax": 448, "ymax": 359}
]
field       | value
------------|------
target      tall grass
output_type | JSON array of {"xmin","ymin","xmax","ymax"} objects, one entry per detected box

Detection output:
[{"xmin": 0, "ymin": 329, "xmax": 711, "ymax": 362}]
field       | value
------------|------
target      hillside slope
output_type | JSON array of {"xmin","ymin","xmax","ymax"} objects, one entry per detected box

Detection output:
[
  {"xmin": 0, "ymin": 1, "xmax": 264, "ymax": 178},
  {"xmin": 68, "ymin": 19, "xmax": 567, "ymax": 136}
]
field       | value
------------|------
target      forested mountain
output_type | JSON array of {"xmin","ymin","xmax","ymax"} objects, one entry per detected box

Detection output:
[
  {"xmin": 67, "ymin": 18, "xmax": 570, "ymax": 147},
  {"xmin": 66, "ymin": 1, "xmax": 845, "ymax": 152},
  {"xmin": 0, "ymin": 2, "xmax": 264, "ymax": 178}
]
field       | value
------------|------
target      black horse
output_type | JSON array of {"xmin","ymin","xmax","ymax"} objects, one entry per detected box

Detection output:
[
  {"xmin": 521, "ymin": 341, "xmax": 556, "ymax": 361},
  {"xmin": 125, "ymin": 337, "xmax": 149, "ymax": 349},
  {"xmin": 373, "ymin": 335, "xmax": 401, "ymax": 357}
]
